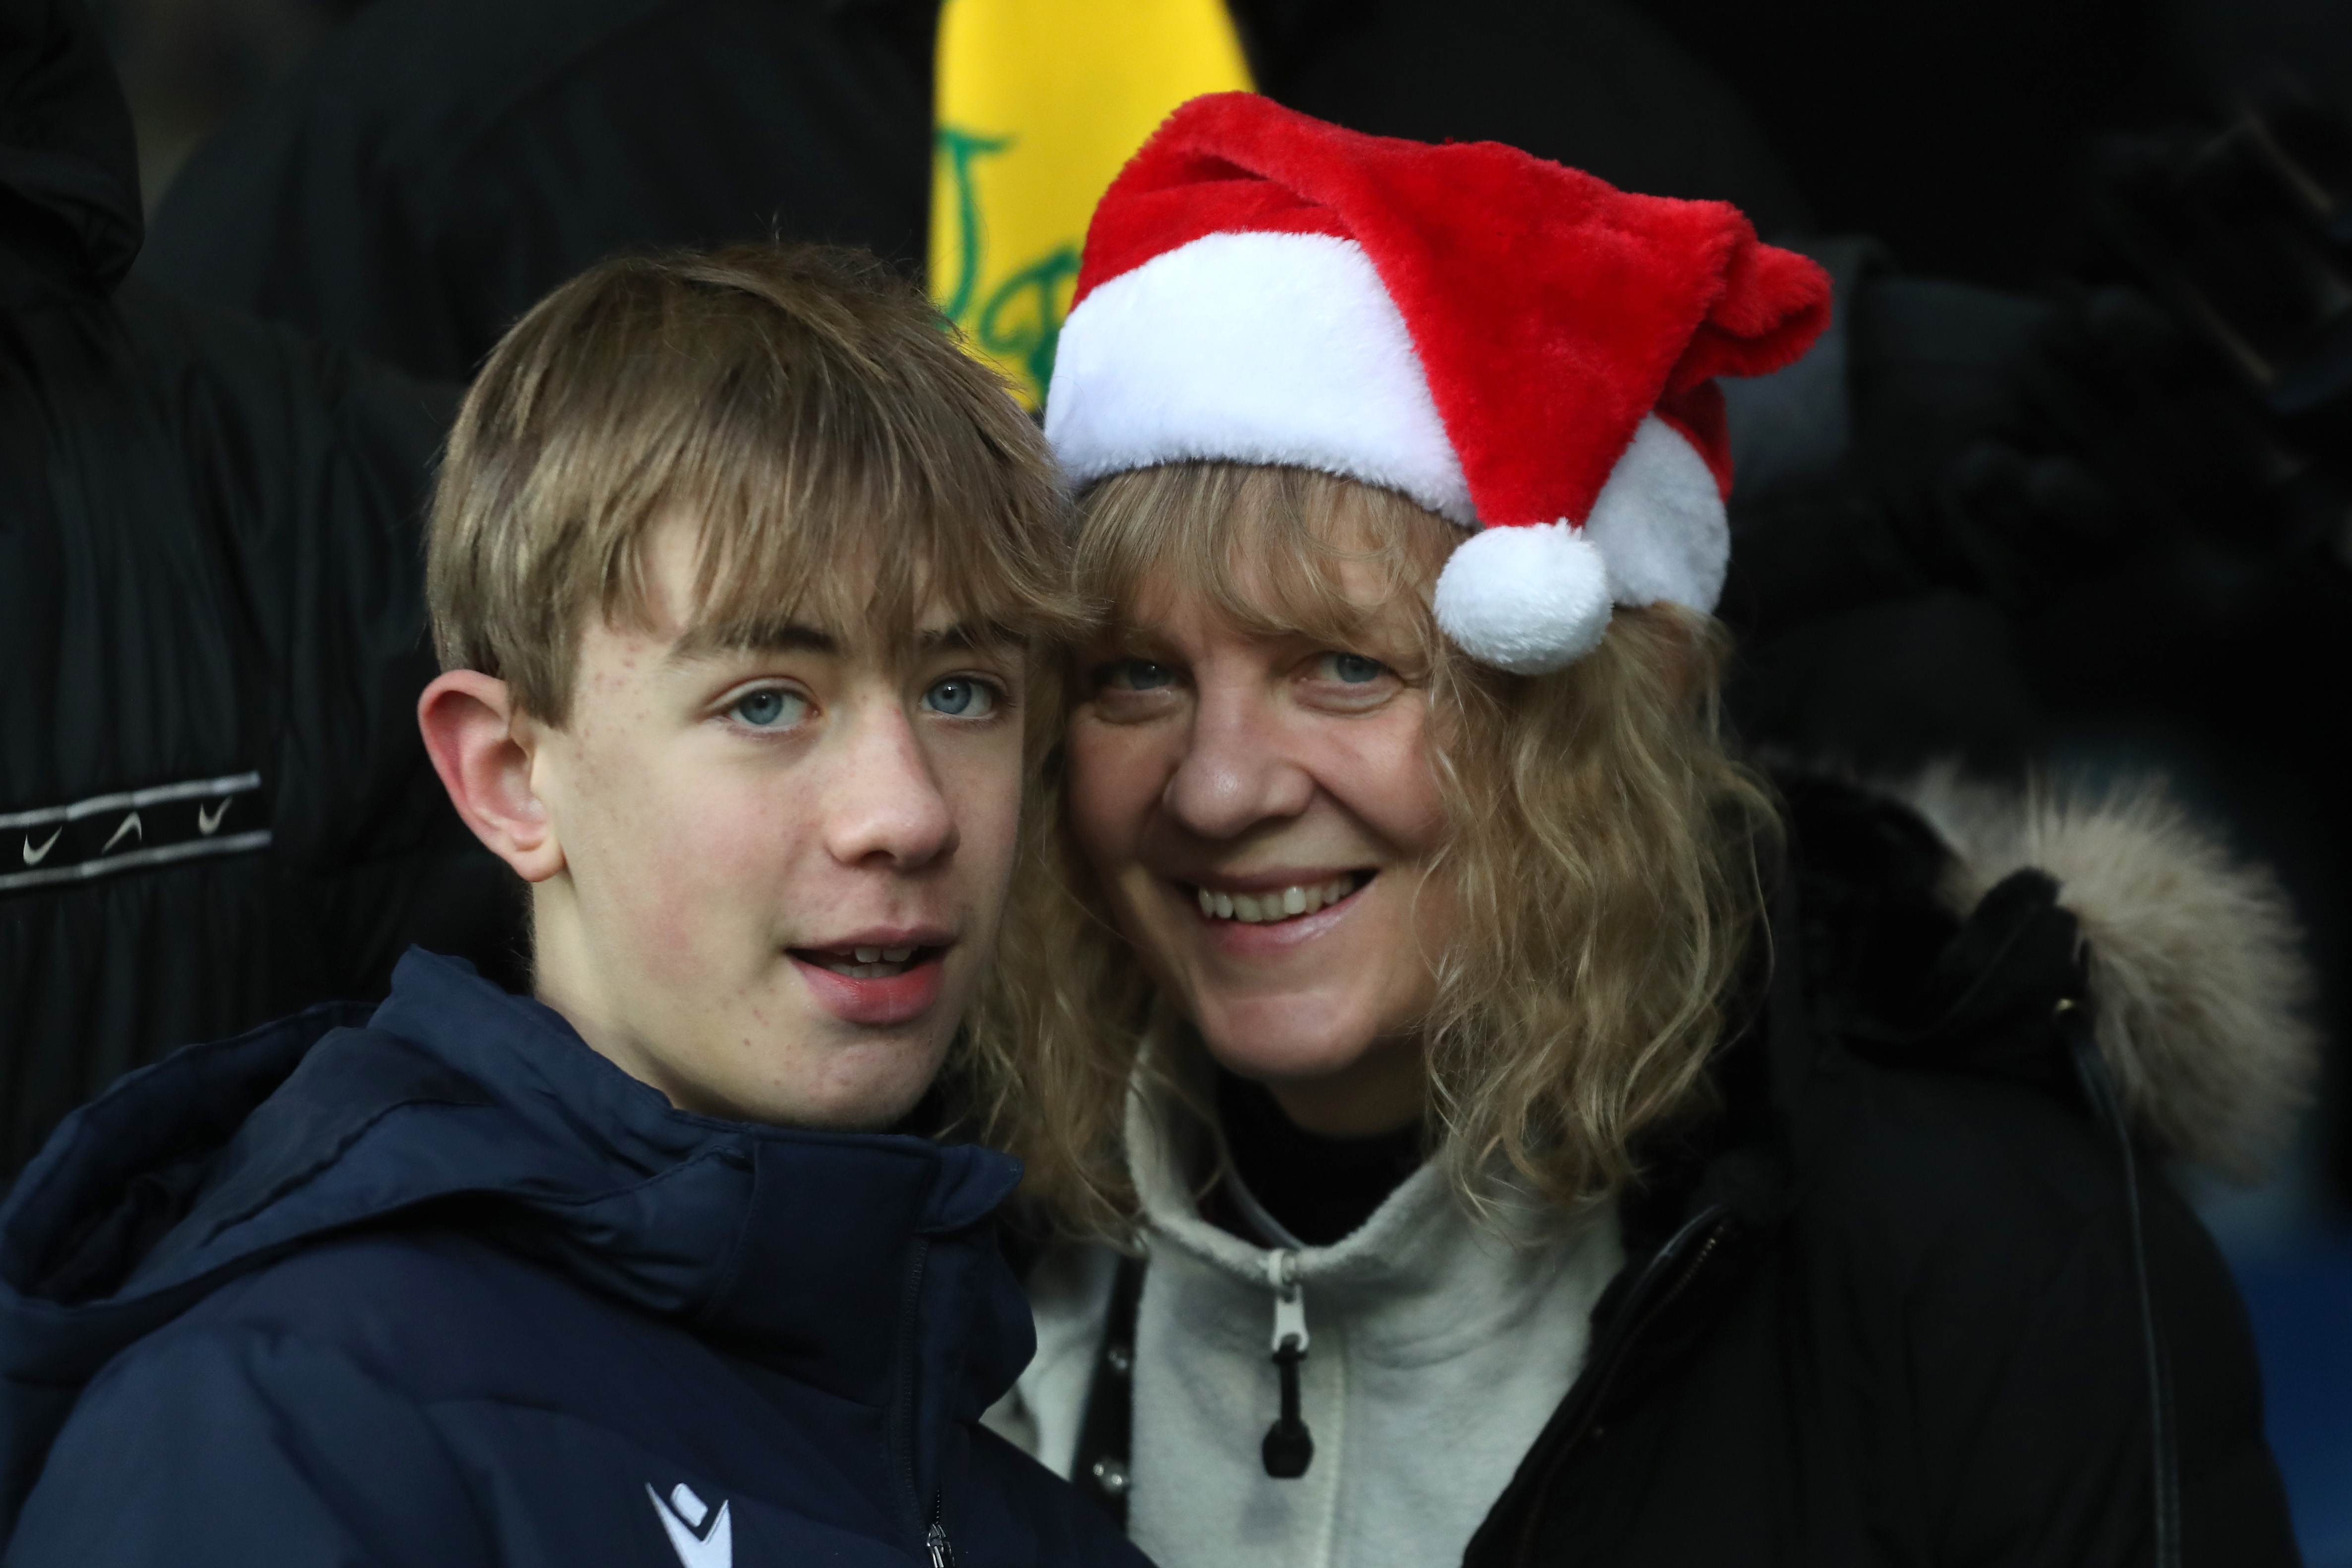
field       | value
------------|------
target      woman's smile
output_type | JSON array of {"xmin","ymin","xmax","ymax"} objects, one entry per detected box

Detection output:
[
  {"xmin": 1171, "ymin": 869, "xmax": 1378, "ymax": 960},
  {"xmin": 1185, "ymin": 870, "xmax": 1369, "ymax": 927}
]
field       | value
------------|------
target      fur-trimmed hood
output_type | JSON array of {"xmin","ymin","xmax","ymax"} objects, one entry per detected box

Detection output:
[{"xmin": 1805, "ymin": 767, "xmax": 2316, "ymax": 1180}]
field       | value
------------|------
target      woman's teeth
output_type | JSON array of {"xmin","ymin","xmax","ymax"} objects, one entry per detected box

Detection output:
[
  {"xmin": 816, "ymin": 945, "xmax": 919, "ymax": 979},
  {"xmin": 1196, "ymin": 875, "xmax": 1359, "ymax": 925}
]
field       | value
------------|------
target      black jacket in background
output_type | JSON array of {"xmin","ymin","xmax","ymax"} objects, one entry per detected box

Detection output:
[
  {"xmin": 0, "ymin": 0, "xmax": 483, "ymax": 1176},
  {"xmin": 134, "ymin": 0, "xmax": 1808, "ymax": 384}
]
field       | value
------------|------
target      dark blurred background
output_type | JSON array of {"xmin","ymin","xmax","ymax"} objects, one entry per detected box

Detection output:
[
  {"xmin": 30, "ymin": 0, "xmax": 2352, "ymax": 1554},
  {"xmin": 94, "ymin": 0, "xmax": 2352, "ymax": 266},
  {"xmin": 84, "ymin": 0, "xmax": 361, "ymax": 209}
]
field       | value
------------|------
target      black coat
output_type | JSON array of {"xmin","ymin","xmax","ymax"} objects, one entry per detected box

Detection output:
[
  {"xmin": 1467, "ymin": 774, "xmax": 2303, "ymax": 1566},
  {"xmin": 0, "ymin": 0, "xmax": 487, "ymax": 1175}
]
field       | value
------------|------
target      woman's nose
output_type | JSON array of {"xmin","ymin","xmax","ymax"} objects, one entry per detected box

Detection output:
[{"xmin": 1161, "ymin": 681, "xmax": 1316, "ymax": 839}]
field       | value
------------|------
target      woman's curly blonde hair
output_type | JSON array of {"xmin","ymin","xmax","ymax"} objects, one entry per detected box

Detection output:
[{"xmin": 957, "ymin": 462, "xmax": 1777, "ymax": 1238}]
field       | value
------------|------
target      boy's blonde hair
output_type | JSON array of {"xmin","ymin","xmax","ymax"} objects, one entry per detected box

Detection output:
[
  {"xmin": 962, "ymin": 462, "xmax": 1777, "ymax": 1236},
  {"xmin": 427, "ymin": 244, "xmax": 1072, "ymax": 723}
]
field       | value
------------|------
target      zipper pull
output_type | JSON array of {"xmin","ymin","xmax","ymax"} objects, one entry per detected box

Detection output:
[
  {"xmin": 1261, "ymin": 1251, "xmax": 1313, "ymax": 1479},
  {"xmin": 926, "ymin": 1494, "xmax": 956, "ymax": 1568}
]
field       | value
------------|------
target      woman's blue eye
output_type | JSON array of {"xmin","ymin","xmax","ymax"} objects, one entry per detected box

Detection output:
[
  {"xmin": 731, "ymin": 688, "xmax": 806, "ymax": 728},
  {"xmin": 924, "ymin": 678, "xmax": 997, "ymax": 717},
  {"xmin": 1100, "ymin": 660, "xmax": 1176, "ymax": 692},
  {"xmin": 1322, "ymin": 653, "xmax": 1386, "ymax": 684}
]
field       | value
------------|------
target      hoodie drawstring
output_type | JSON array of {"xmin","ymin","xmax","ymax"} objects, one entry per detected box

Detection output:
[{"xmin": 1262, "ymin": 1250, "xmax": 1314, "ymax": 1478}]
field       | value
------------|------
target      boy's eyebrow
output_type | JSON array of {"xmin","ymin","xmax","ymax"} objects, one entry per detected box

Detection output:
[
  {"xmin": 663, "ymin": 619, "xmax": 1022, "ymax": 665},
  {"xmin": 666, "ymin": 620, "xmax": 839, "ymax": 663}
]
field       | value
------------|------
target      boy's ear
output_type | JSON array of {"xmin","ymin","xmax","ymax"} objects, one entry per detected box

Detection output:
[{"xmin": 417, "ymin": 671, "xmax": 566, "ymax": 883}]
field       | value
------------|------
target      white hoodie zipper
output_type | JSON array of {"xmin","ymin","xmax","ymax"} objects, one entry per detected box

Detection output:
[
  {"xmin": 1267, "ymin": 1250, "xmax": 1309, "ymax": 1355},
  {"xmin": 1262, "ymin": 1250, "xmax": 1314, "ymax": 1477}
]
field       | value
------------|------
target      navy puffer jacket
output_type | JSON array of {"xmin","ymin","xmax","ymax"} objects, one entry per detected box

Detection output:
[{"xmin": 0, "ymin": 949, "xmax": 1145, "ymax": 1568}]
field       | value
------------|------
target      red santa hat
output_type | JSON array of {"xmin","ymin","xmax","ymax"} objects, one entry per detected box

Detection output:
[{"xmin": 1044, "ymin": 93, "xmax": 1832, "ymax": 673}]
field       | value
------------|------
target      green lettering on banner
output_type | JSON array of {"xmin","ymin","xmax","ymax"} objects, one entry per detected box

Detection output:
[
  {"xmin": 933, "ymin": 124, "xmax": 1011, "ymax": 324},
  {"xmin": 932, "ymin": 124, "xmax": 1081, "ymax": 402},
  {"xmin": 978, "ymin": 246, "xmax": 1082, "ymax": 394}
]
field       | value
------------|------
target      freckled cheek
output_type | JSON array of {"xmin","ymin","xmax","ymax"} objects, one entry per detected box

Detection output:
[{"xmin": 600, "ymin": 779, "xmax": 806, "ymax": 981}]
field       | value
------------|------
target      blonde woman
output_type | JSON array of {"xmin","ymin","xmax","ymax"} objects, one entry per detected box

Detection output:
[{"xmin": 965, "ymin": 95, "xmax": 2309, "ymax": 1568}]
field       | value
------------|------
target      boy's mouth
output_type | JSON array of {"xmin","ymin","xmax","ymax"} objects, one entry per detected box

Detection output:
[
  {"xmin": 1187, "ymin": 871, "xmax": 1371, "ymax": 927},
  {"xmin": 789, "ymin": 944, "xmax": 941, "ymax": 980},
  {"xmin": 788, "ymin": 935, "xmax": 954, "ymax": 1027}
]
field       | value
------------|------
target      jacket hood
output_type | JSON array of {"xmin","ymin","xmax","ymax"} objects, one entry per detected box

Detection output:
[
  {"xmin": 0, "ymin": 0, "xmax": 142, "ymax": 305},
  {"xmin": 0, "ymin": 949, "xmax": 1033, "ymax": 1524},
  {"xmin": 1790, "ymin": 766, "xmax": 2316, "ymax": 1179}
]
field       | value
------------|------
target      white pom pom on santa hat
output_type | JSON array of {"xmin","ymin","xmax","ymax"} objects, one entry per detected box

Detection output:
[
  {"xmin": 1432, "ymin": 522, "xmax": 1612, "ymax": 674},
  {"xmin": 1044, "ymin": 94, "xmax": 1833, "ymax": 672}
]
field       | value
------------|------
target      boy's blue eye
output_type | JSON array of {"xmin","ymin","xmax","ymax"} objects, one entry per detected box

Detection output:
[
  {"xmin": 1319, "ymin": 652, "xmax": 1387, "ymax": 684},
  {"xmin": 1098, "ymin": 660, "xmax": 1176, "ymax": 692},
  {"xmin": 731, "ymin": 688, "xmax": 806, "ymax": 728},
  {"xmin": 924, "ymin": 677, "xmax": 997, "ymax": 717}
]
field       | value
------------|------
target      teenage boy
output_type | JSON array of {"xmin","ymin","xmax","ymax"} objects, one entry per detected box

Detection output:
[{"xmin": 0, "ymin": 246, "xmax": 1142, "ymax": 1568}]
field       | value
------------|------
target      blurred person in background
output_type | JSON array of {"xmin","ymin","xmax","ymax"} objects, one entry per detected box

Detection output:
[{"xmin": 0, "ymin": 0, "xmax": 469, "ymax": 1176}]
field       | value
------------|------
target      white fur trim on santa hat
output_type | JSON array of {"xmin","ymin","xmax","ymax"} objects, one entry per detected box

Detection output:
[
  {"xmin": 1045, "ymin": 232, "xmax": 1476, "ymax": 526},
  {"xmin": 1432, "ymin": 522, "xmax": 1612, "ymax": 674},
  {"xmin": 1581, "ymin": 415, "xmax": 1729, "ymax": 614}
]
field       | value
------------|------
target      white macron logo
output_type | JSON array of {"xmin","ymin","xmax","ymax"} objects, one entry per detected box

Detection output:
[{"xmin": 648, "ymin": 1482, "xmax": 731, "ymax": 1568}]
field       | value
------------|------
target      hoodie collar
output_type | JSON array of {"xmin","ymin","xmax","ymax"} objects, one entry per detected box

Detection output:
[{"xmin": 1124, "ymin": 1052, "xmax": 1619, "ymax": 1355}]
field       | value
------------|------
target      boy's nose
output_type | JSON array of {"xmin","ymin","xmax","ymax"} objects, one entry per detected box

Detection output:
[
  {"xmin": 823, "ymin": 708, "xmax": 958, "ymax": 869},
  {"xmin": 1162, "ymin": 684, "xmax": 1315, "ymax": 840}
]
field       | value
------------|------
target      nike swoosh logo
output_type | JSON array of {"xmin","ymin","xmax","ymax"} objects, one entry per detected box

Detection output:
[
  {"xmin": 197, "ymin": 799, "xmax": 230, "ymax": 835},
  {"xmin": 21, "ymin": 828, "xmax": 60, "ymax": 866},
  {"xmin": 648, "ymin": 1486, "xmax": 731, "ymax": 1568},
  {"xmin": 102, "ymin": 812, "xmax": 143, "ymax": 853}
]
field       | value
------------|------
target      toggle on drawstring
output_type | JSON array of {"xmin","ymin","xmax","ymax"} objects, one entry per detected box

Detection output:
[{"xmin": 1262, "ymin": 1251, "xmax": 1313, "ymax": 1478}]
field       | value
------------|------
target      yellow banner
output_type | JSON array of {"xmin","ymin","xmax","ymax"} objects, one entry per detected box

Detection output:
[{"xmin": 930, "ymin": 0, "xmax": 1252, "ymax": 407}]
